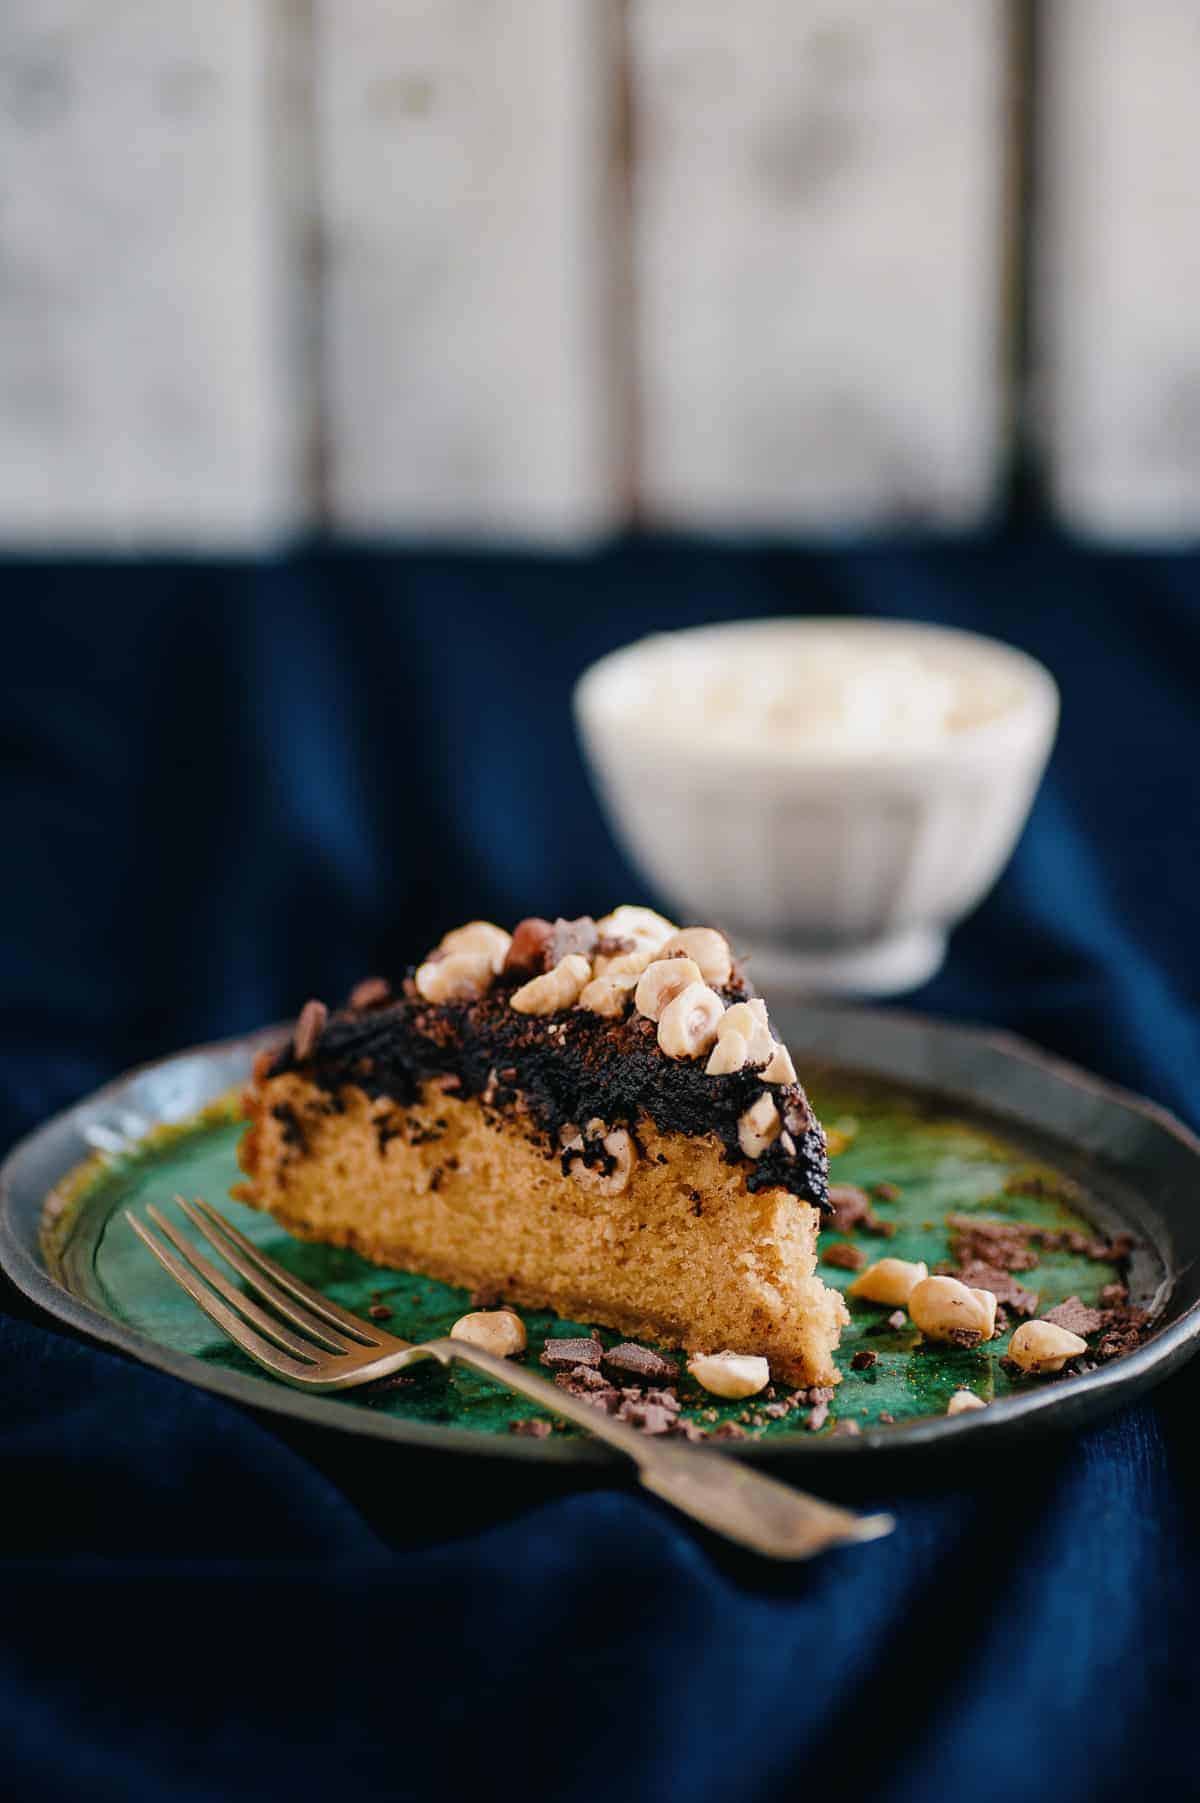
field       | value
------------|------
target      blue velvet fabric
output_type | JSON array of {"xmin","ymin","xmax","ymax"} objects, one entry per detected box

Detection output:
[{"xmin": 3, "ymin": 531, "xmax": 1199, "ymax": 1800}]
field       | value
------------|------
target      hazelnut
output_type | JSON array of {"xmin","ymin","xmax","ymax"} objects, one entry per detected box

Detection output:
[
  {"xmin": 658, "ymin": 982, "xmax": 726, "ymax": 1059},
  {"xmin": 717, "ymin": 1001, "xmax": 774, "ymax": 1066},
  {"xmin": 970, "ymin": 1287, "xmax": 998, "ymax": 1341},
  {"xmin": 293, "ymin": 998, "xmax": 328, "ymax": 1060},
  {"xmin": 578, "ymin": 971, "xmax": 639, "ymax": 1017},
  {"xmin": 590, "ymin": 943, "xmax": 658, "ymax": 983},
  {"xmin": 564, "ymin": 1123, "xmax": 636, "ymax": 1197},
  {"xmin": 510, "ymin": 953, "xmax": 591, "ymax": 1015},
  {"xmin": 908, "ymin": 1275, "xmax": 991, "ymax": 1345},
  {"xmin": 439, "ymin": 920, "xmax": 512, "ymax": 973},
  {"xmin": 503, "ymin": 917, "xmax": 554, "ymax": 975},
  {"xmin": 846, "ymin": 1258, "xmax": 929, "ymax": 1307},
  {"xmin": 946, "ymin": 1389, "xmax": 987, "ymax": 1415},
  {"xmin": 415, "ymin": 952, "xmax": 494, "ymax": 1004},
  {"xmin": 1008, "ymin": 1320, "xmax": 1088, "ymax": 1375},
  {"xmin": 737, "ymin": 1091, "xmax": 781, "ymax": 1157},
  {"xmin": 687, "ymin": 1350, "xmax": 771, "ymax": 1399},
  {"xmin": 349, "ymin": 976, "xmax": 391, "ymax": 1011},
  {"xmin": 659, "ymin": 928, "xmax": 733, "ymax": 988},
  {"xmin": 706, "ymin": 1028, "xmax": 749, "ymax": 1076},
  {"xmin": 450, "ymin": 1309, "xmax": 527, "ymax": 1358},
  {"xmin": 761, "ymin": 1042, "xmax": 797, "ymax": 1085},
  {"xmin": 595, "ymin": 905, "xmax": 676, "ymax": 949},
  {"xmin": 635, "ymin": 956, "xmax": 702, "ymax": 1022}
]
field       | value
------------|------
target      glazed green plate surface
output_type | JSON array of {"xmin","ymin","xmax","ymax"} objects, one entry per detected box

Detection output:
[{"xmin": 3, "ymin": 1005, "xmax": 1199, "ymax": 1461}]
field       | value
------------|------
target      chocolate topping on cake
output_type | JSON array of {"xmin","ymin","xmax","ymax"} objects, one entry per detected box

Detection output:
[{"xmin": 270, "ymin": 952, "xmax": 830, "ymax": 1212}]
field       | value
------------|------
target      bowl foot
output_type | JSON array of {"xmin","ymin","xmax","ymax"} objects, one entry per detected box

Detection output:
[{"xmin": 742, "ymin": 926, "xmax": 946, "ymax": 998}]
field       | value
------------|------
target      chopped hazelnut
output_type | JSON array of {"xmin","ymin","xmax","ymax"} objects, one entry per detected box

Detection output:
[
  {"xmin": 908, "ymin": 1275, "xmax": 991, "ymax": 1345},
  {"xmin": 847, "ymin": 1258, "xmax": 929, "ymax": 1308},
  {"xmin": 416, "ymin": 951, "xmax": 495, "ymax": 1004},
  {"xmin": 946, "ymin": 1389, "xmax": 987, "ymax": 1415},
  {"xmin": 449, "ymin": 1309, "xmax": 527, "ymax": 1358},
  {"xmin": 761, "ymin": 1042, "xmax": 798, "ymax": 1085},
  {"xmin": 503, "ymin": 917, "xmax": 554, "ymax": 976},
  {"xmin": 706, "ymin": 1028, "xmax": 750, "ymax": 1076},
  {"xmin": 687, "ymin": 1350, "xmax": 771, "ymax": 1399},
  {"xmin": 634, "ymin": 956, "xmax": 702, "ymax": 1022},
  {"xmin": 1008, "ymin": 1320, "xmax": 1088, "ymax": 1374},
  {"xmin": 439, "ymin": 920, "xmax": 512, "ymax": 973},
  {"xmin": 658, "ymin": 982, "xmax": 725, "ymax": 1059},
  {"xmin": 293, "ymin": 998, "xmax": 327, "ymax": 1060},
  {"xmin": 659, "ymin": 927, "xmax": 733, "ymax": 988},
  {"xmin": 509, "ymin": 953, "xmax": 591, "ymax": 1015},
  {"xmin": 563, "ymin": 1124, "xmax": 637, "ymax": 1197},
  {"xmin": 717, "ymin": 1001, "xmax": 774, "ymax": 1066},
  {"xmin": 595, "ymin": 905, "xmax": 676, "ymax": 950},
  {"xmin": 578, "ymin": 971, "xmax": 639, "ymax": 1017},
  {"xmin": 737, "ymin": 1091, "xmax": 781, "ymax": 1158}
]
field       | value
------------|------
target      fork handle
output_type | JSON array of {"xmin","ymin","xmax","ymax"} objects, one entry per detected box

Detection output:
[{"xmin": 408, "ymin": 1339, "xmax": 893, "ymax": 1561}]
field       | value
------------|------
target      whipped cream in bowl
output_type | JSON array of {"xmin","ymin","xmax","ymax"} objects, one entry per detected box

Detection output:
[{"xmin": 574, "ymin": 620, "xmax": 1059, "ymax": 995}]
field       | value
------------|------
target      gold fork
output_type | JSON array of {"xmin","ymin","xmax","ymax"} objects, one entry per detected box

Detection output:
[{"xmin": 126, "ymin": 1198, "xmax": 893, "ymax": 1561}]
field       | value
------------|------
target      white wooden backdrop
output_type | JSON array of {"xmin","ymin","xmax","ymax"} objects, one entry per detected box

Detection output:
[{"xmin": 0, "ymin": 0, "xmax": 1197, "ymax": 549}]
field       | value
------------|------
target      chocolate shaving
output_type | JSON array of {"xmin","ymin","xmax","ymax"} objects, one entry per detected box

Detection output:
[
  {"xmin": 293, "ymin": 999, "xmax": 328, "ymax": 1061},
  {"xmin": 827, "ymin": 1183, "xmax": 892, "ymax": 1236},
  {"xmin": 807, "ymin": 1401, "xmax": 830, "ymax": 1432},
  {"xmin": 850, "ymin": 1349, "xmax": 877, "ymax": 1371},
  {"xmin": 1041, "ymin": 1296, "xmax": 1105, "ymax": 1337},
  {"xmin": 540, "ymin": 1337, "xmax": 603, "ymax": 1371},
  {"xmin": 601, "ymin": 1342, "xmax": 679, "ymax": 1386},
  {"xmin": 952, "ymin": 1261, "xmax": 1039, "ymax": 1317},
  {"xmin": 367, "ymin": 1302, "xmax": 393, "ymax": 1321}
]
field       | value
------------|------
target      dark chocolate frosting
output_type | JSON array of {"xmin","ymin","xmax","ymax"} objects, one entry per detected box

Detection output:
[{"xmin": 269, "ymin": 969, "xmax": 829, "ymax": 1212}]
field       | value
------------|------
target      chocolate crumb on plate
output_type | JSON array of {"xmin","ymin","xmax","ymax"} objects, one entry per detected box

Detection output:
[
  {"xmin": 807, "ymin": 1400, "xmax": 830, "ymax": 1432},
  {"xmin": 831, "ymin": 1419, "xmax": 862, "ymax": 1437},
  {"xmin": 827, "ymin": 1185, "xmax": 872, "ymax": 1233},
  {"xmin": 850, "ymin": 1349, "xmax": 878, "ymax": 1371},
  {"xmin": 510, "ymin": 1418, "xmax": 552, "ymax": 1438},
  {"xmin": 1041, "ymin": 1296, "xmax": 1105, "ymax": 1337},
  {"xmin": 367, "ymin": 1302, "xmax": 393, "ymax": 1321},
  {"xmin": 617, "ymin": 1399, "xmax": 673, "ymax": 1435},
  {"xmin": 823, "ymin": 1242, "xmax": 867, "ymax": 1272},
  {"xmin": 601, "ymin": 1342, "xmax": 679, "ymax": 1386},
  {"xmin": 872, "ymin": 1181, "xmax": 901, "ymax": 1202},
  {"xmin": 952, "ymin": 1260, "xmax": 1039, "ymax": 1317}
]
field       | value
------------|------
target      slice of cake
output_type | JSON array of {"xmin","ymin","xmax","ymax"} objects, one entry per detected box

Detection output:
[{"xmin": 235, "ymin": 908, "xmax": 847, "ymax": 1385}]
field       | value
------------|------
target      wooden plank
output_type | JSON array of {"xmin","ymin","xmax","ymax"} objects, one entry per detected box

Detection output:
[
  {"xmin": 630, "ymin": 0, "xmax": 1008, "ymax": 533},
  {"xmin": 0, "ymin": 0, "xmax": 311, "ymax": 550},
  {"xmin": 317, "ymin": 0, "xmax": 624, "ymax": 544},
  {"xmin": 1038, "ymin": 0, "xmax": 1200, "ymax": 540}
]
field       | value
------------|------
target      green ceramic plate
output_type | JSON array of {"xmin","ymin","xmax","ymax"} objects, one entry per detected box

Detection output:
[{"xmin": 3, "ymin": 1005, "xmax": 1198, "ymax": 1462}]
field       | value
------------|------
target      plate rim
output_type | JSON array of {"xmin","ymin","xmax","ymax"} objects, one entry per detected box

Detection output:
[{"xmin": 3, "ymin": 1009, "xmax": 1200, "ymax": 1465}]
